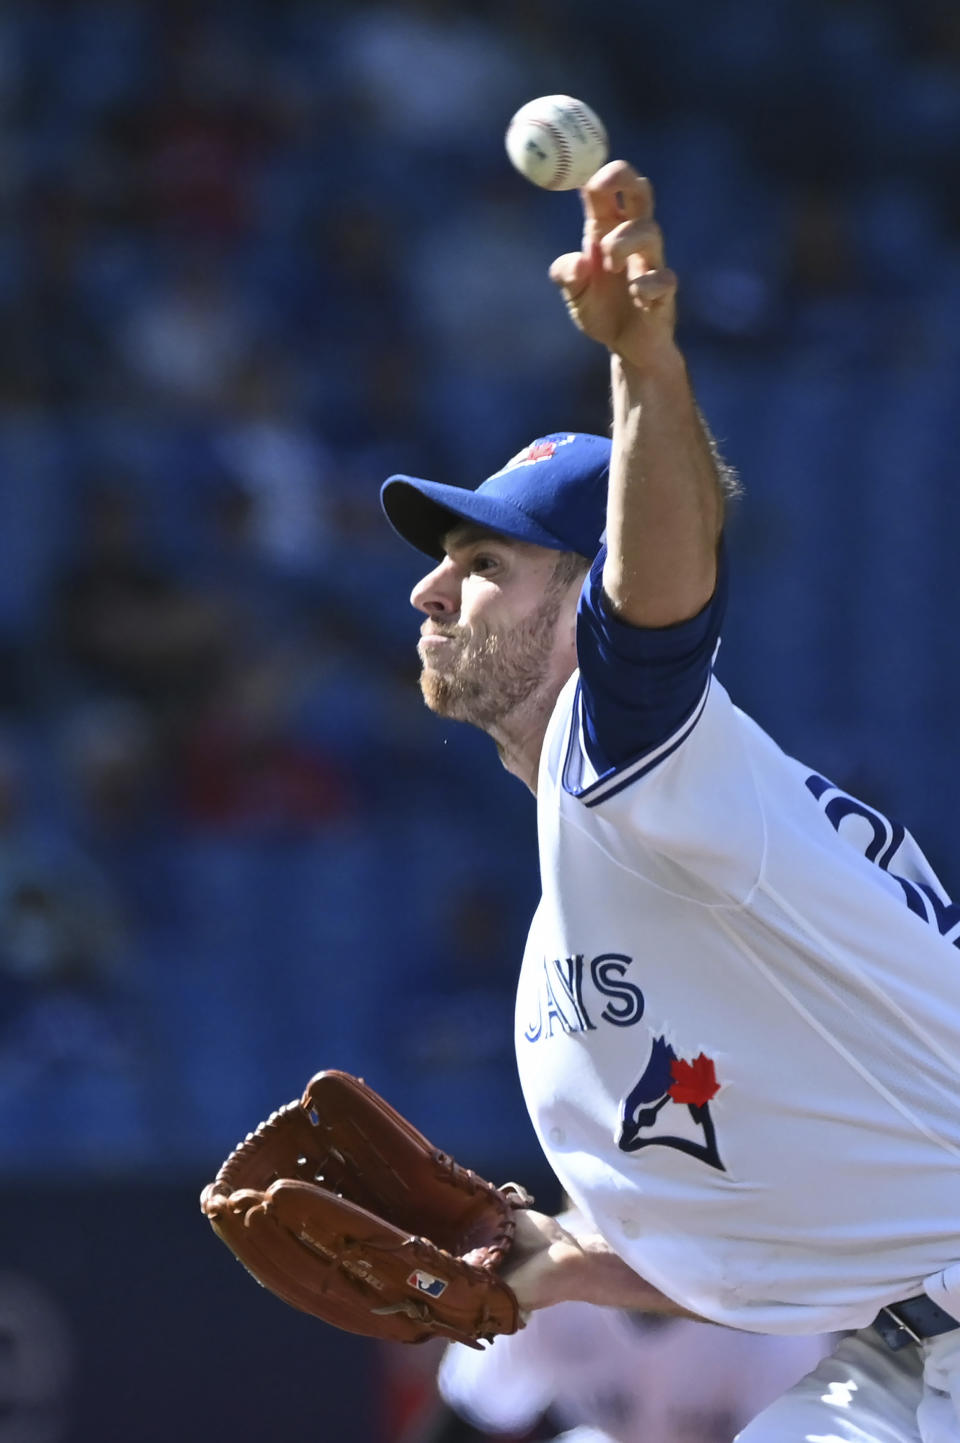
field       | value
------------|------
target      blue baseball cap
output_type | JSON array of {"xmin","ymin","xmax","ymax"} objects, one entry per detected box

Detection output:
[{"xmin": 380, "ymin": 432, "xmax": 611, "ymax": 562}]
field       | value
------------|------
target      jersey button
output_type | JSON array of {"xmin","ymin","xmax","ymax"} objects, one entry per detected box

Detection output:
[{"xmin": 548, "ymin": 1126, "xmax": 566, "ymax": 1147}]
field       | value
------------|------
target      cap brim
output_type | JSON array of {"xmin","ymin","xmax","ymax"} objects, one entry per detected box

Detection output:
[{"xmin": 380, "ymin": 475, "xmax": 568, "ymax": 560}]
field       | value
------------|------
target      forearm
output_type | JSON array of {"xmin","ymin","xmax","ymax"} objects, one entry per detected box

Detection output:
[
  {"xmin": 505, "ymin": 1211, "xmax": 695, "ymax": 1316},
  {"xmin": 602, "ymin": 349, "xmax": 726, "ymax": 629},
  {"xmin": 547, "ymin": 1228, "xmax": 693, "ymax": 1312}
]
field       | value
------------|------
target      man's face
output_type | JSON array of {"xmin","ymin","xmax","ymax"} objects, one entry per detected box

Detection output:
[{"xmin": 409, "ymin": 525, "xmax": 581, "ymax": 732}]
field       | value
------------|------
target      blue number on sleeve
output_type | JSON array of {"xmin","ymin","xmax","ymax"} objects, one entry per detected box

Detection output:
[{"xmin": 805, "ymin": 774, "xmax": 960, "ymax": 945}]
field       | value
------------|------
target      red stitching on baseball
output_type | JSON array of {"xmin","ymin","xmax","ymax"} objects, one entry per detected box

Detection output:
[
  {"xmin": 570, "ymin": 102, "xmax": 606, "ymax": 149},
  {"xmin": 518, "ymin": 116, "xmax": 572, "ymax": 189}
]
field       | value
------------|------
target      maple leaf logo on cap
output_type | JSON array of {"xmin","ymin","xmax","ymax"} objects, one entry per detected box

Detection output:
[
  {"xmin": 490, "ymin": 433, "xmax": 576, "ymax": 477},
  {"xmin": 524, "ymin": 441, "xmax": 557, "ymax": 462}
]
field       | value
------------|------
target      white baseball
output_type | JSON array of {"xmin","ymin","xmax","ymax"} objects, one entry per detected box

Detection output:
[{"xmin": 505, "ymin": 94, "xmax": 609, "ymax": 191}]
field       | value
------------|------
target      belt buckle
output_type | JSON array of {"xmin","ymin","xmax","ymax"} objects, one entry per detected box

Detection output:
[{"xmin": 879, "ymin": 1303, "xmax": 923, "ymax": 1348}]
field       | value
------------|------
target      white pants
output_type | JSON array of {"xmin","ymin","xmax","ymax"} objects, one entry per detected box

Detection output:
[{"xmin": 737, "ymin": 1326, "xmax": 960, "ymax": 1443}]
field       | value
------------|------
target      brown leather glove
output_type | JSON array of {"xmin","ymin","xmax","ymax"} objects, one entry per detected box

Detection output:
[{"xmin": 200, "ymin": 1070, "xmax": 532, "ymax": 1348}]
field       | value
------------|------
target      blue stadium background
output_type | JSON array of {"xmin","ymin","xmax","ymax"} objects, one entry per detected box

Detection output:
[{"xmin": 1, "ymin": 1, "xmax": 959, "ymax": 1437}]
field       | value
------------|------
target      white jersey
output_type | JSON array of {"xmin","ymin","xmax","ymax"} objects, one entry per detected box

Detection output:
[
  {"xmin": 516, "ymin": 670, "xmax": 960, "ymax": 1336},
  {"xmin": 438, "ymin": 1300, "xmax": 832, "ymax": 1443}
]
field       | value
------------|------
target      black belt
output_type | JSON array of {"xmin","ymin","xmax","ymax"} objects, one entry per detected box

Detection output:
[{"xmin": 872, "ymin": 1294, "xmax": 960, "ymax": 1350}]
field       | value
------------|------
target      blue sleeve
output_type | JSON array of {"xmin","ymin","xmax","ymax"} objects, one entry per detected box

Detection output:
[{"xmin": 576, "ymin": 542, "xmax": 728, "ymax": 772}]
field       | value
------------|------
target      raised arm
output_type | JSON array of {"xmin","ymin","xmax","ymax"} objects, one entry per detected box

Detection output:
[{"xmin": 550, "ymin": 160, "xmax": 728, "ymax": 628}]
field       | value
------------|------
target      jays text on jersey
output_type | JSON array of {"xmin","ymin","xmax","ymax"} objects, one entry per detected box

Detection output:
[{"xmin": 515, "ymin": 552, "xmax": 960, "ymax": 1338}]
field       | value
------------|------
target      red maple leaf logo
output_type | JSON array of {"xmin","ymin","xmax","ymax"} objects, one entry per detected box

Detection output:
[
  {"xmin": 668, "ymin": 1053, "xmax": 720, "ymax": 1107},
  {"xmin": 524, "ymin": 441, "xmax": 557, "ymax": 462}
]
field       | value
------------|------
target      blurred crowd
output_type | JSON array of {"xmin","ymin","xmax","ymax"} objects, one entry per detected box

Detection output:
[{"xmin": 1, "ymin": 0, "xmax": 959, "ymax": 1179}]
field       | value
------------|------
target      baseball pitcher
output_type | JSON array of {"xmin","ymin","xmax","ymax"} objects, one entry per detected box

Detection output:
[{"xmin": 377, "ymin": 159, "xmax": 960, "ymax": 1443}]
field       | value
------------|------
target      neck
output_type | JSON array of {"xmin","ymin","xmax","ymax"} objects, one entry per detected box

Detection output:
[{"xmin": 486, "ymin": 676, "xmax": 566, "ymax": 794}]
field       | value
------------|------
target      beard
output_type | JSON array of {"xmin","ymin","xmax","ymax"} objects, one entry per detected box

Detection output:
[{"xmin": 418, "ymin": 586, "xmax": 568, "ymax": 733}]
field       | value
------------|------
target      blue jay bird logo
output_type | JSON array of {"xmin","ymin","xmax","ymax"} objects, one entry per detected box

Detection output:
[{"xmin": 618, "ymin": 1035, "xmax": 724, "ymax": 1171}]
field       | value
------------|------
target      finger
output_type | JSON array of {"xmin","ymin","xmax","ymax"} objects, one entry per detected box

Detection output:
[
  {"xmin": 600, "ymin": 218, "xmax": 665, "ymax": 274},
  {"xmin": 549, "ymin": 249, "xmax": 594, "ymax": 296},
  {"xmin": 581, "ymin": 161, "xmax": 655, "ymax": 229},
  {"xmin": 627, "ymin": 267, "xmax": 677, "ymax": 302}
]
